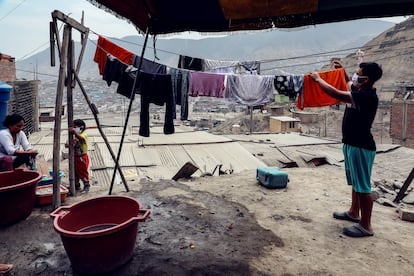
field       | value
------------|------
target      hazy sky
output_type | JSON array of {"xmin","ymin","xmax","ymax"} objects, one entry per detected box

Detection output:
[{"xmin": 0, "ymin": 0, "xmax": 409, "ymax": 60}]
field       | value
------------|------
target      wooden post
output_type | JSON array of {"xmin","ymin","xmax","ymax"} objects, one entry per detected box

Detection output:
[
  {"xmin": 249, "ymin": 106, "xmax": 253, "ymax": 134},
  {"xmin": 50, "ymin": 10, "xmax": 90, "ymax": 202},
  {"xmin": 67, "ymin": 36, "xmax": 76, "ymax": 196},
  {"xmin": 49, "ymin": 21, "xmax": 55, "ymax": 67},
  {"xmin": 109, "ymin": 27, "xmax": 150, "ymax": 195},
  {"xmin": 52, "ymin": 25, "xmax": 70, "ymax": 209},
  {"xmin": 394, "ymin": 167, "xmax": 414, "ymax": 203},
  {"xmin": 73, "ymin": 72, "xmax": 129, "ymax": 191}
]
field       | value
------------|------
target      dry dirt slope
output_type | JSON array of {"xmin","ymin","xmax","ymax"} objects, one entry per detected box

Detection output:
[{"xmin": 0, "ymin": 165, "xmax": 413, "ymax": 275}]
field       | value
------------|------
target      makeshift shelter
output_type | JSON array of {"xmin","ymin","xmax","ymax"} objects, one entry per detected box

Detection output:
[
  {"xmin": 84, "ymin": 0, "xmax": 414, "ymax": 193},
  {"xmin": 86, "ymin": 0, "xmax": 414, "ymax": 34},
  {"xmin": 50, "ymin": 1, "xmax": 414, "ymax": 207}
]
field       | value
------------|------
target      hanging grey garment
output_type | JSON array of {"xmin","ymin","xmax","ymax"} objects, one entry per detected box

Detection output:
[
  {"xmin": 225, "ymin": 74, "xmax": 274, "ymax": 106},
  {"xmin": 168, "ymin": 67, "xmax": 189, "ymax": 121},
  {"xmin": 238, "ymin": 61, "xmax": 261, "ymax": 74},
  {"xmin": 132, "ymin": 55, "xmax": 167, "ymax": 74},
  {"xmin": 203, "ymin": 58, "xmax": 240, "ymax": 73},
  {"xmin": 289, "ymin": 74, "xmax": 304, "ymax": 98},
  {"xmin": 167, "ymin": 67, "xmax": 178, "ymax": 119}
]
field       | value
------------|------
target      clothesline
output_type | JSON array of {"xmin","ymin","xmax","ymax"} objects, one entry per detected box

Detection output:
[
  {"xmin": 87, "ymin": 30, "xmax": 363, "ymax": 74},
  {"xmin": 92, "ymin": 35, "xmax": 348, "ymax": 137}
]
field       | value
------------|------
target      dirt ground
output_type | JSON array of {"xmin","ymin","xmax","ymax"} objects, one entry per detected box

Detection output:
[{"xmin": 1, "ymin": 164, "xmax": 413, "ymax": 275}]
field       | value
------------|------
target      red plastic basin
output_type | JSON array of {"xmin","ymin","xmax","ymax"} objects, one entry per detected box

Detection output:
[
  {"xmin": 50, "ymin": 195, "xmax": 150, "ymax": 275},
  {"xmin": 0, "ymin": 170, "xmax": 42, "ymax": 226}
]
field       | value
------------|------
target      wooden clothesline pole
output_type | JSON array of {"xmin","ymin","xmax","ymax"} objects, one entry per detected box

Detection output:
[
  {"xmin": 51, "ymin": 24, "xmax": 70, "ymax": 209},
  {"xmin": 50, "ymin": 10, "xmax": 92, "ymax": 208},
  {"xmin": 73, "ymin": 72, "xmax": 129, "ymax": 191},
  {"xmin": 108, "ymin": 26, "xmax": 151, "ymax": 195},
  {"xmin": 394, "ymin": 167, "xmax": 414, "ymax": 203}
]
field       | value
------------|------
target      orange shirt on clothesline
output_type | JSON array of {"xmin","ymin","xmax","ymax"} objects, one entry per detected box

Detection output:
[
  {"xmin": 296, "ymin": 68, "xmax": 348, "ymax": 110},
  {"xmin": 93, "ymin": 36, "xmax": 135, "ymax": 75}
]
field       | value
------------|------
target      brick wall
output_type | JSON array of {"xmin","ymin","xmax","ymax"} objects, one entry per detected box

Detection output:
[
  {"xmin": 7, "ymin": 80, "xmax": 40, "ymax": 136},
  {"xmin": 390, "ymin": 99, "xmax": 414, "ymax": 148},
  {"xmin": 0, "ymin": 53, "xmax": 16, "ymax": 81}
]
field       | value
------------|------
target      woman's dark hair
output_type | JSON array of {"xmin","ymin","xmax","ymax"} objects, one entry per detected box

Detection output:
[
  {"xmin": 360, "ymin": 62, "xmax": 383, "ymax": 83},
  {"xmin": 3, "ymin": 114, "xmax": 24, "ymax": 128},
  {"xmin": 73, "ymin": 119, "xmax": 86, "ymax": 130}
]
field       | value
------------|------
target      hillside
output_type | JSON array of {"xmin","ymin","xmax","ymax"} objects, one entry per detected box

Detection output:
[{"xmin": 323, "ymin": 16, "xmax": 414, "ymax": 92}]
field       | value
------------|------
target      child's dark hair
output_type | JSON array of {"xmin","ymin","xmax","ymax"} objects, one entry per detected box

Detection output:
[
  {"xmin": 360, "ymin": 62, "xmax": 383, "ymax": 83},
  {"xmin": 3, "ymin": 114, "xmax": 25, "ymax": 127},
  {"xmin": 73, "ymin": 119, "xmax": 86, "ymax": 130}
]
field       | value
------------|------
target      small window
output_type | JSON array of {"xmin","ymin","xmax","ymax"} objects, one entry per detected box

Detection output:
[{"xmin": 289, "ymin": 121, "xmax": 295, "ymax": 128}]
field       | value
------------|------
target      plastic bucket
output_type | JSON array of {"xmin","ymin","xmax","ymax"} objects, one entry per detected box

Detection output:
[
  {"xmin": 0, "ymin": 170, "xmax": 42, "ymax": 226},
  {"xmin": 50, "ymin": 195, "xmax": 150, "ymax": 274}
]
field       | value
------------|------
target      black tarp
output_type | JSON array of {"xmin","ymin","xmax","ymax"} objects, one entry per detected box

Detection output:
[{"xmin": 86, "ymin": 0, "xmax": 414, "ymax": 34}]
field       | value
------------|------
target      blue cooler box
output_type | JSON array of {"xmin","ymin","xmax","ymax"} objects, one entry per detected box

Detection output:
[{"xmin": 256, "ymin": 166, "xmax": 288, "ymax": 189}]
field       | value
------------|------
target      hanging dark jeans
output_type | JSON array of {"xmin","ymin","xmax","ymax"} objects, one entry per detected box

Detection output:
[{"xmin": 138, "ymin": 72, "xmax": 175, "ymax": 137}]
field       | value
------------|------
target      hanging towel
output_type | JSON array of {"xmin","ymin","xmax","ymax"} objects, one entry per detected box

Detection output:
[
  {"xmin": 188, "ymin": 71, "xmax": 226, "ymax": 98},
  {"xmin": 94, "ymin": 36, "xmax": 134, "ymax": 75},
  {"xmin": 296, "ymin": 68, "xmax": 347, "ymax": 110}
]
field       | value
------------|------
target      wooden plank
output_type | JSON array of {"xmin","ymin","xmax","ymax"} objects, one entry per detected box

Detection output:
[
  {"xmin": 36, "ymin": 155, "xmax": 50, "ymax": 177},
  {"xmin": 172, "ymin": 162, "xmax": 199, "ymax": 181},
  {"xmin": 52, "ymin": 10, "xmax": 89, "ymax": 33}
]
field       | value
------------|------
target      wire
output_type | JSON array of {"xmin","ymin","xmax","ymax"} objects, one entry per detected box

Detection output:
[
  {"xmin": 16, "ymin": 24, "xmax": 414, "ymax": 79},
  {"xmin": 0, "ymin": 0, "xmax": 28, "ymax": 22}
]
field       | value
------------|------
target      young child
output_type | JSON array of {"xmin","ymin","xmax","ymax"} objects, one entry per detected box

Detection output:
[{"xmin": 67, "ymin": 119, "xmax": 90, "ymax": 192}]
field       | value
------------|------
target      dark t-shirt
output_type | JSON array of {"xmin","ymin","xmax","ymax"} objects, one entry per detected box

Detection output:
[{"xmin": 342, "ymin": 85, "xmax": 378, "ymax": 151}]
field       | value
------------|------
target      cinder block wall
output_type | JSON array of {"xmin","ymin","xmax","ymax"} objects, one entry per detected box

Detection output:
[
  {"xmin": 390, "ymin": 99, "xmax": 414, "ymax": 148},
  {"xmin": 7, "ymin": 80, "xmax": 40, "ymax": 136},
  {"xmin": 1, "ymin": 53, "xmax": 39, "ymax": 136}
]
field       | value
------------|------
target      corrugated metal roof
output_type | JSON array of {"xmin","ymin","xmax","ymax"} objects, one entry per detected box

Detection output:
[
  {"xmin": 28, "ymin": 125, "xmax": 414, "ymax": 189},
  {"xmin": 29, "ymin": 126, "xmax": 265, "ymax": 187}
]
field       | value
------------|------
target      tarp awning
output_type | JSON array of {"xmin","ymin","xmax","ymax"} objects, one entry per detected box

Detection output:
[{"xmin": 86, "ymin": 0, "xmax": 414, "ymax": 34}]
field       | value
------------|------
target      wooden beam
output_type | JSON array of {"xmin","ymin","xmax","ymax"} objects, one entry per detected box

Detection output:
[
  {"xmin": 67, "ymin": 37, "xmax": 76, "ymax": 196},
  {"xmin": 52, "ymin": 10, "xmax": 89, "ymax": 34},
  {"xmin": 73, "ymin": 71, "xmax": 129, "ymax": 192},
  {"xmin": 49, "ymin": 21, "xmax": 55, "ymax": 67},
  {"xmin": 52, "ymin": 25, "xmax": 70, "ymax": 209},
  {"xmin": 394, "ymin": 167, "xmax": 414, "ymax": 203}
]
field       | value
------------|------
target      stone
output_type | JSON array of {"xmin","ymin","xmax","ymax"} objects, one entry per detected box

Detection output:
[{"xmin": 398, "ymin": 208, "xmax": 414, "ymax": 222}]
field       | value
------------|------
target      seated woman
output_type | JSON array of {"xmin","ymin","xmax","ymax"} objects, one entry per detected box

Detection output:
[{"xmin": 0, "ymin": 114, "xmax": 38, "ymax": 172}]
